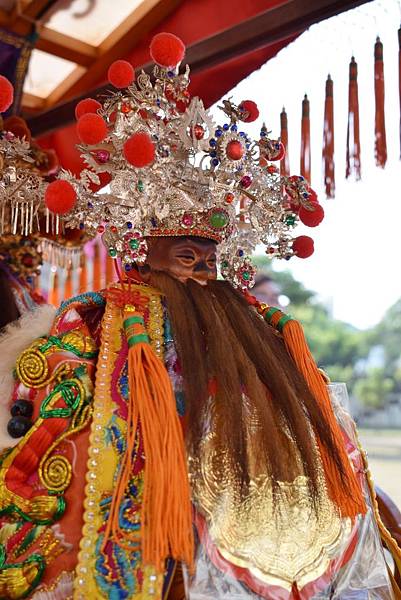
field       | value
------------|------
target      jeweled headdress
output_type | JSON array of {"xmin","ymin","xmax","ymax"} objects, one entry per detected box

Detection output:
[
  {"xmin": 45, "ymin": 33, "xmax": 324, "ymax": 288},
  {"xmin": 0, "ymin": 76, "xmax": 87, "ymax": 286},
  {"xmin": 0, "ymin": 109, "xmax": 58, "ymax": 236}
]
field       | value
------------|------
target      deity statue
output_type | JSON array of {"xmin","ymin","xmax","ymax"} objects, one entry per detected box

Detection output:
[{"xmin": 0, "ymin": 34, "xmax": 399, "ymax": 600}]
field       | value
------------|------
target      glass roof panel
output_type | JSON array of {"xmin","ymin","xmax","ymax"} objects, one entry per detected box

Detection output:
[
  {"xmin": 43, "ymin": 0, "xmax": 145, "ymax": 47},
  {"xmin": 23, "ymin": 49, "xmax": 78, "ymax": 98}
]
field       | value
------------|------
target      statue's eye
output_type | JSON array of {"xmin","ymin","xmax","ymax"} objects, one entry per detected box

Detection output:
[{"xmin": 176, "ymin": 252, "xmax": 195, "ymax": 262}]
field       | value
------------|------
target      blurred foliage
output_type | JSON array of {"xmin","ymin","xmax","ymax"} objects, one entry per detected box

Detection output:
[
  {"xmin": 353, "ymin": 368, "xmax": 394, "ymax": 409},
  {"xmin": 254, "ymin": 257, "xmax": 400, "ymax": 411}
]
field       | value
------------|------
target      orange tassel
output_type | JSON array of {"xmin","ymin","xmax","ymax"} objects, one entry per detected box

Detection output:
[
  {"xmin": 280, "ymin": 107, "xmax": 290, "ymax": 176},
  {"xmin": 260, "ymin": 306, "xmax": 366, "ymax": 518},
  {"xmin": 78, "ymin": 254, "xmax": 87, "ymax": 294},
  {"xmin": 102, "ymin": 304, "xmax": 194, "ymax": 573},
  {"xmin": 278, "ymin": 318, "xmax": 365, "ymax": 517},
  {"xmin": 48, "ymin": 270, "xmax": 58, "ymax": 307},
  {"xmin": 322, "ymin": 75, "xmax": 335, "ymax": 198},
  {"xmin": 346, "ymin": 57, "xmax": 361, "ymax": 180},
  {"xmin": 106, "ymin": 255, "xmax": 116, "ymax": 286},
  {"xmin": 300, "ymin": 94, "xmax": 311, "ymax": 184},
  {"xmin": 63, "ymin": 270, "xmax": 73, "ymax": 302},
  {"xmin": 374, "ymin": 37, "xmax": 387, "ymax": 168}
]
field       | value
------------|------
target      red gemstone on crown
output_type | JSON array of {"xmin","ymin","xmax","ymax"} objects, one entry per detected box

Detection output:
[
  {"xmin": 95, "ymin": 150, "xmax": 110, "ymax": 164},
  {"xmin": 193, "ymin": 124, "xmax": 205, "ymax": 140},
  {"xmin": 182, "ymin": 214, "xmax": 194, "ymax": 227},
  {"xmin": 226, "ymin": 140, "xmax": 244, "ymax": 161},
  {"xmin": 240, "ymin": 175, "xmax": 252, "ymax": 188}
]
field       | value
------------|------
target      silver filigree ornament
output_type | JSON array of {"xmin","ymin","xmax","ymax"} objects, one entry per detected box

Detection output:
[
  {"xmin": 0, "ymin": 135, "xmax": 48, "ymax": 236},
  {"xmin": 51, "ymin": 56, "xmax": 319, "ymax": 286}
]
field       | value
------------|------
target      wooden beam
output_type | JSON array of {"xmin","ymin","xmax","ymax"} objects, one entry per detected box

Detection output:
[
  {"xmin": 9, "ymin": 0, "xmax": 57, "ymax": 35},
  {"xmin": 35, "ymin": 27, "xmax": 98, "ymax": 67},
  {"xmin": 0, "ymin": 7, "xmax": 14, "ymax": 27},
  {"xmin": 185, "ymin": 0, "xmax": 374, "ymax": 73},
  {"xmin": 21, "ymin": 91, "xmax": 46, "ymax": 110},
  {"xmin": 57, "ymin": 0, "xmax": 182, "ymax": 101},
  {"xmin": 45, "ymin": 65, "xmax": 86, "ymax": 106},
  {"xmin": 26, "ymin": 0, "xmax": 372, "ymax": 136},
  {"xmin": 99, "ymin": 0, "xmax": 171, "ymax": 54}
]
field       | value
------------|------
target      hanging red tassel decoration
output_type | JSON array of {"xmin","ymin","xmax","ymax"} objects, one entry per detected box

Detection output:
[
  {"xmin": 280, "ymin": 106, "xmax": 290, "ymax": 176},
  {"xmin": 346, "ymin": 57, "xmax": 361, "ymax": 180},
  {"xmin": 322, "ymin": 75, "xmax": 335, "ymax": 198},
  {"xmin": 300, "ymin": 94, "xmax": 311, "ymax": 184},
  {"xmin": 374, "ymin": 37, "xmax": 387, "ymax": 168}
]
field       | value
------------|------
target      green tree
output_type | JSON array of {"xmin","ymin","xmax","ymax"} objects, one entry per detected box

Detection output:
[
  {"xmin": 253, "ymin": 257, "xmax": 401, "ymax": 410},
  {"xmin": 353, "ymin": 368, "xmax": 395, "ymax": 409}
]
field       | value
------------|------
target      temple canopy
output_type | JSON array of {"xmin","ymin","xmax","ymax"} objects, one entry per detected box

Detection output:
[{"xmin": 0, "ymin": 0, "xmax": 371, "ymax": 173}]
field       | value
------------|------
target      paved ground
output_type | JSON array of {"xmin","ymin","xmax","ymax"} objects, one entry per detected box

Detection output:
[{"xmin": 359, "ymin": 429, "xmax": 401, "ymax": 508}]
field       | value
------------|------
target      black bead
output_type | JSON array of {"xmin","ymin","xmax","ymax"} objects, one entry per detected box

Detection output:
[
  {"xmin": 10, "ymin": 399, "xmax": 33, "ymax": 418},
  {"xmin": 7, "ymin": 416, "xmax": 32, "ymax": 438}
]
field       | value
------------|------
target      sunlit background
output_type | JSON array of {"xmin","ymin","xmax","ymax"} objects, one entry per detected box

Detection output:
[
  {"xmin": 211, "ymin": 0, "xmax": 401, "ymax": 330},
  {"xmin": 211, "ymin": 0, "xmax": 401, "ymax": 505}
]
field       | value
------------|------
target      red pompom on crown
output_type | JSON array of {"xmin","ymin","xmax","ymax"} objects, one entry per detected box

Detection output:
[
  {"xmin": 77, "ymin": 113, "xmax": 107, "ymax": 145},
  {"xmin": 75, "ymin": 98, "xmax": 102, "ymax": 120},
  {"xmin": 299, "ymin": 203, "xmax": 324, "ymax": 227},
  {"xmin": 123, "ymin": 132, "xmax": 155, "ymax": 168},
  {"xmin": 150, "ymin": 32, "xmax": 185, "ymax": 67},
  {"xmin": 108, "ymin": 60, "xmax": 135, "ymax": 89},
  {"xmin": 239, "ymin": 100, "xmax": 259, "ymax": 123},
  {"xmin": 292, "ymin": 235, "xmax": 314, "ymax": 258},
  {"xmin": 45, "ymin": 180, "xmax": 77, "ymax": 215},
  {"xmin": 0, "ymin": 75, "xmax": 13, "ymax": 113}
]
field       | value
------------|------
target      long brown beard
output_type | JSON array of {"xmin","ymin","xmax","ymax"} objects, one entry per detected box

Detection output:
[{"xmin": 150, "ymin": 271, "xmax": 347, "ymax": 502}]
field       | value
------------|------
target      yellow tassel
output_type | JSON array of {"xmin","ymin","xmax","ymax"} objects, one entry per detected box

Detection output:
[{"xmin": 102, "ymin": 305, "xmax": 194, "ymax": 573}]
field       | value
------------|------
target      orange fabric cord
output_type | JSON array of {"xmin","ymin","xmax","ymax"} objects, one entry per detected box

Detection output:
[
  {"xmin": 273, "ymin": 314, "xmax": 366, "ymax": 517},
  {"xmin": 346, "ymin": 57, "xmax": 361, "ymax": 180},
  {"xmin": 254, "ymin": 299, "xmax": 366, "ymax": 518},
  {"xmin": 64, "ymin": 270, "xmax": 72, "ymax": 302},
  {"xmin": 374, "ymin": 37, "xmax": 387, "ymax": 168},
  {"xmin": 280, "ymin": 107, "xmax": 290, "ymax": 176},
  {"xmin": 106, "ymin": 254, "xmax": 116, "ymax": 286},
  {"xmin": 322, "ymin": 75, "xmax": 335, "ymax": 198},
  {"xmin": 48, "ymin": 271, "xmax": 58, "ymax": 307},
  {"xmin": 300, "ymin": 94, "xmax": 311, "ymax": 183},
  {"xmin": 102, "ymin": 303, "xmax": 194, "ymax": 573}
]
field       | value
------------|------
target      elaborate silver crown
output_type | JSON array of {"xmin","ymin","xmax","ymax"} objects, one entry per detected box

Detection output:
[{"xmin": 46, "ymin": 33, "xmax": 323, "ymax": 288}]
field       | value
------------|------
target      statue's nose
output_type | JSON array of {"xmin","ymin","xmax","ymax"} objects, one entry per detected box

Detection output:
[{"xmin": 192, "ymin": 260, "xmax": 214, "ymax": 283}]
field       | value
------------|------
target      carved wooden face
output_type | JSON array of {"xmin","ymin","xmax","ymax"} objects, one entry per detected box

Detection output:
[{"xmin": 144, "ymin": 236, "xmax": 218, "ymax": 285}]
